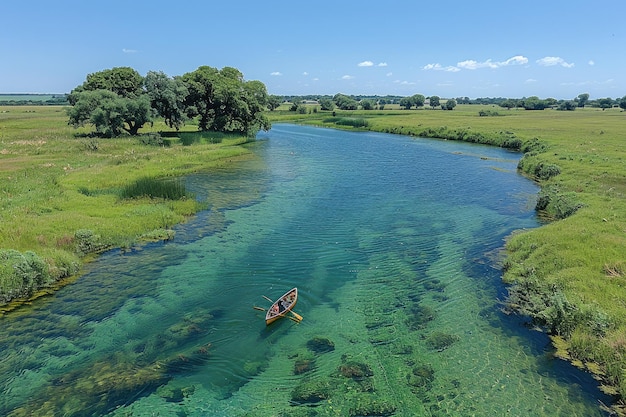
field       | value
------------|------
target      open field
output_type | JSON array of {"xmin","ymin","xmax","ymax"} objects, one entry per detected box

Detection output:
[{"xmin": 267, "ymin": 104, "xmax": 626, "ymax": 409}]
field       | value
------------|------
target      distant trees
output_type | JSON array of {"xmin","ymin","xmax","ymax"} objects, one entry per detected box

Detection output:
[
  {"xmin": 399, "ymin": 94, "xmax": 425, "ymax": 109},
  {"xmin": 443, "ymin": 99, "xmax": 457, "ymax": 110},
  {"xmin": 333, "ymin": 93, "xmax": 358, "ymax": 110},
  {"xmin": 267, "ymin": 95, "xmax": 282, "ymax": 111},
  {"xmin": 620, "ymin": 96, "xmax": 626, "ymax": 111},
  {"xmin": 429, "ymin": 96, "xmax": 440, "ymax": 109},
  {"xmin": 67, "ymin": 66, "xmax": 270, "ymax": 137},
  {"xmin": 557, "ymin": 101, "xmax": 577, "ymax": 111},
  {"xmin": 596, "ymin": 97, "xmax": 614, "ymax": 110},
  {"xmin": 576, "ymin": 93, "xmax": 590, "ymax": 108}
]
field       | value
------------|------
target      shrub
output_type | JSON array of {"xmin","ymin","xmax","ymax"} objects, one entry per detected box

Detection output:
[
  {"xmin": 0, "ymin": 249, "xmax": 52, "ymax": 301},
  {"xmin": 75, "ymin": 229, "xmax": 110, "ymax": 255},
  {"xmin": 534, "ymin": 163, "xmax": 561, "ymax": 180},
  {"xmin": 535, "ymin": 186, "xmax": 584, "ymax": 219}
]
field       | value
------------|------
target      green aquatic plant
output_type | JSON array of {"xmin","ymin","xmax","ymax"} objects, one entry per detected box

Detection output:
[
  {"xmin": 425, "ymin": 332, "xmax": 460, "ymax": 351},
  {"xmin": 306, "ymin": 337, "xmax": 335, "ymax": 353},
  {"xmin": 339, "ymin": 361, "xmax": 373, "ymax": 380},
  {"xmin": 406, "ymin": 304, "xmax": 436, "ymax": 330},
  {"xmin": 290, "ymin": 379, "xmax": 332, "ymax": 404}
]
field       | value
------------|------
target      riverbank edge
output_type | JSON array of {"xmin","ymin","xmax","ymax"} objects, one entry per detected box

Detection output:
[{"xmin": 0, "ymin": 139, "xmax": 257, "ymax": 317}]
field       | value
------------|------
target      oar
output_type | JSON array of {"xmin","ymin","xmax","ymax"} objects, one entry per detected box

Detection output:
[
  {"xmin": 262, "ymin": 295, "xmax": 303, "ymax": 322},
  {"xmin": 253, "ymin": 306, "xmax": 300, "ymax": 323}
]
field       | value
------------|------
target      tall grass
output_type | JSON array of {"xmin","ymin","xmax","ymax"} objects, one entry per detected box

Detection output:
[{"xmin": 120, "ymin": 177, "xmax": 188, "ymax": 200}]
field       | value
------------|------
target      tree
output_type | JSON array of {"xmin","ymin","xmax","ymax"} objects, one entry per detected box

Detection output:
[
  {"xmin": 399, "ymin": 97, "xmax": 413, "ymax": 110},
  {"xmin": 319, "ymin": 98, "xmax": 335, "ymax": 111},
  {"xmin": 67, "ymin": 89, "xmax": 152, "ymax": 137},
  {"xmin": 69, "ymin": 67, "xmax": 143, "ymax": 102},
  {"xmin": 443, "ymin": 99, "xmax": 457, "ymax": 110},
  {"xmin": 333, "ymin": 93, "xmax": 358, "ymax": 110},
  {"xmin": 557, "ymin": 101, "xmax": 577, "ymax": 111},
  {"xmin": 411, "ymin": 94, "xmax": 426, "ymax": 108},
  {"xmin": 67, "ymin": 67, "xmax": 152, "ymax": 136},
  {"xmin": 181, "ymin": 66, "xmax": 220, "ymax": 131},
  {"xmin": 267, "ymin": 95, "xmax": 282, "ymax": 111},
  {"xmin": 144, "ymin": 71, "xmax": 188, "ymax": 130},
  {"xmin": 619, "ymin": 96, "xmax": 626, "ymax": 111},
  {"xmin": 360, "ymin": 99, "xmax": 374, "ymax": 110},
  {"xmin": 576, "ymin": 93, "xmax": 589, "ymax": 108},
  {"xmin": 500, "ymin": 99, "xmax": 517, "ymax": 110},
  {"xmin": 429, "ymin": 96, "xmax": 440, "ymax": 109},
  {"xmin": 521, "ymin": 96, "xmax": 548, "ymax": 110},
  {"xmin": 596, "ymin": 97, "xmax": 614, "ymax": 110},
  {"xmin": 181, "ymin": 66, "xmax": 269, "ymax": 134}
]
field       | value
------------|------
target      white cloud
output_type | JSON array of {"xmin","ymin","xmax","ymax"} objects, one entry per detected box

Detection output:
[
  {"xmin": 358, "ymin": 61, "xmax": 374, "ymax": 67},
  {"xmin": 457, "ymin": 55, "xmax": 528, "ymax": 70},
  {"xmin": 394, "ymin": 80, "xmax": 416, "ymax": 85},
  {"xmin": 457, "ymin": 59, "xmax": 498, "ymax": 70},
  {"xmin": 525, "ymin": 78, "xmax": 537, "ymax": 83},
  {"xmin": 588, "ymin": 60, "xmax": 595, "ymax": 66},
  {"xmin": 386, "ymin": 72, "xmax": 393, "ymax": 77},
  {"xmin": 270, "ymin": 71, "xmax": 283, "ymax": 76},
  {"xmin": 378, "ymin": 62, "xmax": 388, "ymax": 67},
  {"xmin": 423, "ymin": 63, "xmax": 460, "ymax": 72},
  {"xmin": 501, "ymin": 55, "xmax": 528, "ymax": 66},
  {"xmin": 342, "ymin": 75, "xmax": 354, "ymax": 80},
  {"xmin": 122, "ymin": 48, "xmax": 137, "ymax": 54},
  {"xmin": 536, "ymin": 56, "xmax": 574, "ymax": 68},
  {"xmin": 302, "ymin": 71, "xmax": 309, "ymax": 76}
]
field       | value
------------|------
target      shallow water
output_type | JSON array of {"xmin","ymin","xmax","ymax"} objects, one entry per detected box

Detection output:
[{"xmin": 0, "ymin": 124, "xmax": 612, "ymax": 416}]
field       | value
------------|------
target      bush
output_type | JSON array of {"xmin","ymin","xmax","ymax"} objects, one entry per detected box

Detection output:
[
  {"xmin": 535, "ymin": 186, "xmax": 584, "ymax": 219},
  {"xmin": 534, "ymin": 163, "xmax": 561, "ymax": 180},
  {"xmin": 0, "ymin": 249, "xmax": 51, "ymax": 302},
  {"xmin": 75, "ymin": 229, "xmax": 110, "ymax": 255}
]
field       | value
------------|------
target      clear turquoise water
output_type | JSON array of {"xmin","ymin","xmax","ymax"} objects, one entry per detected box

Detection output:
[{"xmin": 0, "ymin": 124, "xmax": 611, "ymax": 416}]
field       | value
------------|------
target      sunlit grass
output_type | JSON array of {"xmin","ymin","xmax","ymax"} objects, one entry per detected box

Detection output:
[{"xmin": 0, "ymin": 106, "xmax": 254, "ymax": 304}]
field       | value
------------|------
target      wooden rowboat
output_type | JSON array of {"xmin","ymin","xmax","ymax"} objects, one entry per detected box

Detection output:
[{"xmin": 265, "ymin": 288, "xmax": 298, "ymax": 325}]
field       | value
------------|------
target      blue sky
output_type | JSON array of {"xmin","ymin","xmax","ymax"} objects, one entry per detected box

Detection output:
[{"xmin": 2, "ymin": 0, "xmax": 625, "ymax": 99}]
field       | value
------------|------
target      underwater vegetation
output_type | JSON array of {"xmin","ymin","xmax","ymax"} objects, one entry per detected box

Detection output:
[{"xmin": 4, "ymin": 310, "xmax": 216, "ymax": 417}]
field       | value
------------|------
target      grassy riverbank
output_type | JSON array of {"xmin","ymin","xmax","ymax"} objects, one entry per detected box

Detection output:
[
  {"xmin": 268, "ymin": 104, "xmax": 626, "ymax": 411},
  {"xmin": 0, "ymin": 106, "xmax": 254, "ymax": 310}
]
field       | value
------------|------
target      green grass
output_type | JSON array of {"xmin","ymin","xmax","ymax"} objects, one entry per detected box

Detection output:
[
  {"xmin": 0, "ymin": 106, "xmax": 254, "ymax": 307},
  {"xmin": 268, "ymin": 105, "xmax": 626, "ymax": 409}
]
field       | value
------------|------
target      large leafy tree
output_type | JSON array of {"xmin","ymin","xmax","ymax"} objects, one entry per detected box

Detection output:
[
  {"xmin": 181, "ymin": 66, "xmax": 269, "ymax": 134},
  {"xmin": 181, "ymin": 66, "xmax": 219, "ymax": 131},
  {"xmin": 67, "ymin": 67, "xmax": 152, "ymax": 136},
  {"xmin": 144, "ymin": 71, "xmax": 188, "ymax": 130}
]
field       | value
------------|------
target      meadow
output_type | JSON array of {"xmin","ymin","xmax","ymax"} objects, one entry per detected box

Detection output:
[
  {"xmin": 0, "ymin": 106, "xmax": 253, "ymax": 308},
  {"xmin": 267, "ymin": 103, "xmax": 626, "ymax": 409},
  {"xmin": 2, "ymin": 103, "xmax": 626, "ymax": 410}
]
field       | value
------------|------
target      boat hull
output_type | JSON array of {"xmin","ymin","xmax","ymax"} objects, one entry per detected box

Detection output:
[{"xmin": 265, "ymin": 288, "xmax": 298, "ymax": 325}]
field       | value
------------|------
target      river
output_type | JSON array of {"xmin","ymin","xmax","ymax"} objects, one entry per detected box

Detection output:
[{"xmin": 0, "ymin": 124, "xmax": 611, "ymax": 416}]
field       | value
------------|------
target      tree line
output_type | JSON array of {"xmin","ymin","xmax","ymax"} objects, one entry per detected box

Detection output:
[
  {"xmin": 67, "ymin": 66, "xmax": 271, "ymax": 137},
  {"xmin": 280, "ymin": 92, "xmax": 626, "ymax": 112}
]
